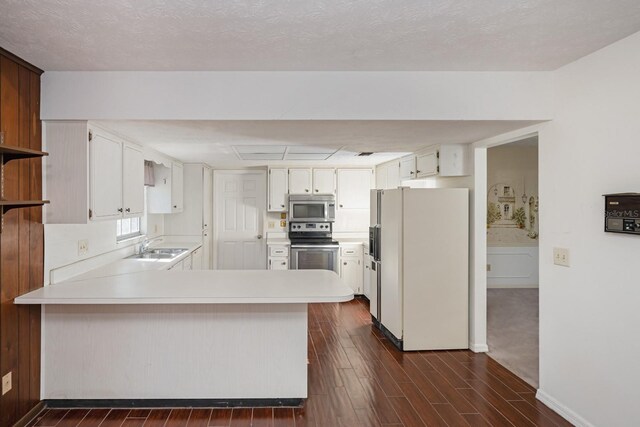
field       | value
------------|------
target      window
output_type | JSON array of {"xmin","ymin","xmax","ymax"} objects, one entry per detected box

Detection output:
[{"xmin": 116, "ymin": 217, "xmax": 142, "ymax": 241}]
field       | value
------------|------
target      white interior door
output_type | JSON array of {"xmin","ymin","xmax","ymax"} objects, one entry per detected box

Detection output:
[{"xmin": 215, "ymin": 171, "xmax": 267, "ymax": 270}]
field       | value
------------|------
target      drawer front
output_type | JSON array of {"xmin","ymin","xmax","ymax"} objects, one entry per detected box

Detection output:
[
  {"xmin": 340, "ymin": 245, "xmax": 363, "ymax": 257},
  {"xmin": 269, "ymin": 246, "xmax": 289, "ymax": 257}
]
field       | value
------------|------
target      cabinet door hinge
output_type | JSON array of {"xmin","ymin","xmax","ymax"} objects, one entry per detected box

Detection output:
[
  {"xmin": 88, "ymin": 130, "xmax": 93, "ymax": 142},
  {"xmin": 437, "ymin": 165, "xmax": 440, "ymax": 173},
  {"xmin": 89, "ymin": 209, "xmax": 93, "ymax": 219},
  {"xmin": 436, "ymin": 151, "xmax": 440, "ymax": 159}
]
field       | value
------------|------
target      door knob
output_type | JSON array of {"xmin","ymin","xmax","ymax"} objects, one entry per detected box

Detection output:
[
  {"xmin": 257, "ymin": 235, "xmax": 263, "ymax": 239},
  {"xmin": 125, "ymin": 208, "xmax": 130, "ymax": 212},
  {"xmin": 305, "ymin": 189, "xmax": 309, "ymax": 192},
  {"xmin": 117, "ymin": 208, "xmax": 123, "ymax": 213}
]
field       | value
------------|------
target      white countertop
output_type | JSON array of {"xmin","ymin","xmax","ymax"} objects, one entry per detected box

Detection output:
[
  {"xmin": 66, "ymin": 241, "xmax": 202, "ymax": 282},
  {"xmin": 15, "ymin": 270, "xmax": 353, "ymax": 305}
]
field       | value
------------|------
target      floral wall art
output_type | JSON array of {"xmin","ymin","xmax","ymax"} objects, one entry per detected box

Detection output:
[{"xmin": 487, "ymin": 143, "xmax": 539, "ymax": 247}]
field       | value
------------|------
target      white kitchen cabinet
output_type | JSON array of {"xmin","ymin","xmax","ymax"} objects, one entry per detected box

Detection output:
[
  {"xmin": 288, "ymin": 168, "xmax": 313, "ymax": 195},
  {"xmin": 147, "ymin": 161, "xmax": 185, "ymax": 214},
  {"xmin": 192, "ymin": 247, "xmax": 203, "ymax": 270},
  {"xmin": 268, "ymin": 244, "xmax": 289, "ymax": 270},
  {"xmin": 45, "ymin": 122, "xmax": 146, "ymax": 224},
  {"xmin": 399, "ymin": 156, "xmax": 417, "ymax": 181},
  {"xmin": 183, "ymin": 254, "xmax": 193, "ymax": 270},
  {"xmin": 268, "ymin": 168, "xmax": 288, "ymax": 212},
  {"xmin": 269, "ymin": 257, "xmax": 289, "ymax": 270},
  {"xmin": 90, "ymin": 132, "xmax": 123, "ymax": 220},
  {"xmin": 171, "ymin": 162, "xmax": 184, "ymax": 212},
  {"xmin": 313, "ymin": 168, "xmax": 335, "ymax": 194},
  {"xmin": 416, "ymin": 150, "xmax": 439, "ymax": 178},
  {"xmin": 340, "ymin": 243, "xmax": 364, "ymax": 294},
  {"xmin": 122, "ymin": 144, "xmax": 145, "ymax": 217},
  {"xmin": 341, "ymin": 259, "xmax": 362, "ymax": 294},
  {"xmin": 415, "ymin": 145, "xmax": 470, "ymax": 178},
  {"xmin": 164, "ymin": 164, "xmax": 212, "ymax": 268},
  {"xmin": 337, "ymin": 169, "xmax": 373, "ymax": 209}
]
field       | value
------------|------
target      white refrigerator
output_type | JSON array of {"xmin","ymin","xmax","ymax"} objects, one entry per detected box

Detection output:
[{"xmin": 370, "ymin": 188, "xmax": 469, "ymax": 351}]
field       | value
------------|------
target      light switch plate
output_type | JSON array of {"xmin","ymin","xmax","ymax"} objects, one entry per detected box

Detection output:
[
  {"xmin": 553, "ymin": 247, "xmax": 570, "ymax": 267},
  {"xmin": 2, "ymin": 372, "xmax": 11, "ymax": 395}
]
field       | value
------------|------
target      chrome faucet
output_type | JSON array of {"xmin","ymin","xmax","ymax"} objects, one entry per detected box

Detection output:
[{"xmin": 139, "ymin": 237, "xmax": 151, "ymax": 254}]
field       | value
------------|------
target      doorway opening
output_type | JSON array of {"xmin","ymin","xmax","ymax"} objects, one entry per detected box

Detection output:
[{"xmin": 486, "ymin": 136, "xmax": 539, "ymax": 387}]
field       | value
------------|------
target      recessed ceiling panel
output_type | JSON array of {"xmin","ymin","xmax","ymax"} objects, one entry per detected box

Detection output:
[
  {"xmin": 237, "ymin": 153, "xmax": 284, "ymax": 160},
  {"xmin": 284, "ymin": 153, "xmax": 334, "ymax": 161},
  {"xmin": 287, "ymin": 146, "xmax": 338, "ymax": 154},
  {"xmin": 233, "ymin": 145, "xmax": 286, "ymax": 154}
]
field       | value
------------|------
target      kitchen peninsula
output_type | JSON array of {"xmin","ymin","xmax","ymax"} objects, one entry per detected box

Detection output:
[{"xmin": 15, "ymin": 270, "xmax": 352, "ymax": 406}]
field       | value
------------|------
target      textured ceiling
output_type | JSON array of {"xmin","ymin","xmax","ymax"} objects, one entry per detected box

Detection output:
[
  {"xmin": 1, "ymin": 1, "xmax": 640, "ymax": 71},
  {"xmin": 95, "ymin": 120, "xmax": 541, "ymax": 167}
]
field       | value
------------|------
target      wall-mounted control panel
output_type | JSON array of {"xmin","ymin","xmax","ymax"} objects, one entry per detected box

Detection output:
[{"xmin": 604, "ymin": 193, "xmax": 640, "ymax": 235}]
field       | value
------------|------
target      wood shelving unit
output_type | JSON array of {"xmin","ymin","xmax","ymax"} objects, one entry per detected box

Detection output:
[{"xmin": 0, "ymin": 132, "xmax": 49, "ymax": 232}]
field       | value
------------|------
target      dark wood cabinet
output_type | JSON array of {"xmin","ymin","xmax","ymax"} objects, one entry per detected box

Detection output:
[{"xmin": 0, "ymin": 46, "xmax": 45, "ymax": 427}]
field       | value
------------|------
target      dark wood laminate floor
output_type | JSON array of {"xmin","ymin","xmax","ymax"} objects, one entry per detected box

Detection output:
[{"xmin": 26, "ymin": 298, "xmax": 572, "ymax": 427}]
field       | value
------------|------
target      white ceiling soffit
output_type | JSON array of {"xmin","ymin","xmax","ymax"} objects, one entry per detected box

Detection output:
[
  {"xmin": 93, "ymin": 120, "xmax": 543, "ymax": 167},
  {"xmin": 2, "ymin": 1, "xmax": 640, "ymax": 71}
]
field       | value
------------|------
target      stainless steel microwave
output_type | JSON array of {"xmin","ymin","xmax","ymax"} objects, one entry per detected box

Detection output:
[{"xmin": 288, "ymin": 195, "xmax": 336, "ymax": 222}]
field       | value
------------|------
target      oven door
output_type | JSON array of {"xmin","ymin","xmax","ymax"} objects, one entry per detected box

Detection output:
[
  {"xmin": 290, "ymin": 245, "xmax": 339, "ymax": 273},
  {"xmin": 289, "ymin": 202, "xmax": 329, "ymax": 222}
]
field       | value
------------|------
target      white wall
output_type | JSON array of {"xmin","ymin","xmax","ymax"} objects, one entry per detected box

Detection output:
[
  {"xmin": 534, "ymin": 31, "xmax": 640, "ymax": 426},
  {"xmin": 41, "ymin": 72, "xmax": 554, "ymax": 120}
]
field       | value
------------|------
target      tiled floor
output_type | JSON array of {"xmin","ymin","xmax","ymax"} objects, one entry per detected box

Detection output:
[{"xmin": 28, "ymin": 298, "xmax": 571, "ymax": 426}]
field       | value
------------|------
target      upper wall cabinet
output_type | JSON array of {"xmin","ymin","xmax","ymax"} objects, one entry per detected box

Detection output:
[
  {"xmin": 288, "ymin": 168, "xmax": 312, "ymax": 194},
  {"xmin": 416, "ymin": 144, "xmax": 470, "ymax": 178},
  {"xmin": 337, "ymin": 169, "xmax": 373, "ymax": 209},
  {"xmin": 147, "ymin": 161, "xmax": 184, "ymax": 214},
  {"xmin": 399, "ymin": 156, "xmax": 416, "ymax": 180},
  {"xmin": 268, "ymin": 168, "xmax": 288, "ymax": 212},
  {"xmin": 313, "ymin": 168, "xmax": 336, "ymax": 194},
  {"xmin": 45, "ymin": 122, "xmax": 145, "ymax": 223},
  {"xmin": 376, "ymin": 160, "xmax": 400, "ymax": 190}
]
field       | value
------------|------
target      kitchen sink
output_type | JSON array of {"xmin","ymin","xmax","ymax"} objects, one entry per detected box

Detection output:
[
  {"xmin": 126, "ymin": 248, "xmax": 189, "ymax": 260},
  {"xmin": 146, "ymin": 248, "xmax": 188, "ymax": 255}
]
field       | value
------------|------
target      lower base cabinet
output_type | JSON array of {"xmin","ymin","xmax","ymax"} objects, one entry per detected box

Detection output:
[
  {"xmin": 268, "ymin": 244, "xmax": 290, "ymax": 270},
  {"xmin": 340, "ymin": 244, "xmax": 364, "ymax": 294},
  {"xmin": 269, "ymin": 257, "xmax": 289, "ymax": 270}
]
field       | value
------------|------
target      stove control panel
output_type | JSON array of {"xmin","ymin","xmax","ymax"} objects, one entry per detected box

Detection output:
[{"xmin": 290, "ymin": 222, "xmax": 332, "ymax": 231}]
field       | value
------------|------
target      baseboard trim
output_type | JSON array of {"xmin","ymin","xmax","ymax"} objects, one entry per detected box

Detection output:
[
  {"xmin": 536, "ymin": 389, "xmax": 593, "ymax": 427},
  {"xmin": 470, "ymin": 343, "xmax": 489, "ymax": 353},
  {"xmin": 45, "ymin": 398, "xmax": 303, "ymax": 409},
  {"xmin": 13, "ymin": 401, "xmax": 46, "ymax": 427}
]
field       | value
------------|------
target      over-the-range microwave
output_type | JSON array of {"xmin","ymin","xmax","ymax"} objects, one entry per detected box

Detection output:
[{"xmin": 288, "ymin": 195, "xmax": 336, "ymax": 222}]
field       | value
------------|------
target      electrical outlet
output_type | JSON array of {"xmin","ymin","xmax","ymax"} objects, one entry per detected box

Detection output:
[
  {"xmin": 487, "ymin": 264, "xmax": 491, "ymax": 272},
  {"xmin": 268, "ymin": 221, "xmax": 275, "ymax": 229},
  {"xmin": 553, "ymin": 247, "xmax": 570, "ymax": 267},
  {"xmin": 2, "ymin": 372, "xmax": 11, "ymax": 395},
  {"xmin": 78, "ymin": 239, "xmax": 89, "ymax": 256}
]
